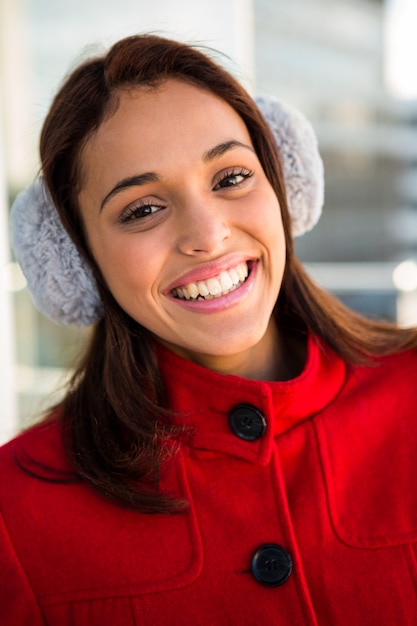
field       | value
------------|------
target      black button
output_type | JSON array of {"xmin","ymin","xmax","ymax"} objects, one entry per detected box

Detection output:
[
  {"xmin": 228, "ymin": 404, "xmax": 267, "ymax": 441},
  {"xmin": 251, "ymin": 544, "xmax": 293, "ymax": 587}
]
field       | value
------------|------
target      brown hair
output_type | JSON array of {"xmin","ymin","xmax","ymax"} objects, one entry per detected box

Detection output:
[{"xmin": 38, "ymin": 34, "xmax": 417, "ymax": 511}]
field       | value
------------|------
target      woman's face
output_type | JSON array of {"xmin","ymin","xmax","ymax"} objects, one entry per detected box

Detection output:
[{"xmin": 78, "ymin": 79, "xmax": 286, "ymax": 376}]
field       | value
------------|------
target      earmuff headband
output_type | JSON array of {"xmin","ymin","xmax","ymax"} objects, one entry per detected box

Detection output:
[{"xmin": 11, "ymin": 96, "xmax": 324, "ymax": 326}]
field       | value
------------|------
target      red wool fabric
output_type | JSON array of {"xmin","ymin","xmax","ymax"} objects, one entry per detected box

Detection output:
[{"xmin": 1, "ymin": 335, "xmax": 417, "ymax": 625}]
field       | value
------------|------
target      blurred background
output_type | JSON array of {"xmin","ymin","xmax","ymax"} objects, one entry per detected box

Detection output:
[{"xmin": 1, "ymin": 0, "xmax": 417, "ymax": 442}]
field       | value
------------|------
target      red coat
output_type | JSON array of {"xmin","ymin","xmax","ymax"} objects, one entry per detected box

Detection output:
[{"xmin": 1, "ymin": 335, "xmax": 417, "ymax": 625}]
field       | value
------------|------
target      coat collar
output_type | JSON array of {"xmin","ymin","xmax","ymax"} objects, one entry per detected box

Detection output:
[{"xmin": 156, "ymin": 334, "xmax": 347, "ymax": 465}]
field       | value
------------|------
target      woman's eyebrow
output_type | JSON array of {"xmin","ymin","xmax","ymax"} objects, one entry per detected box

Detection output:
[
  {"xmin": 203, "ymin": 140, "xmax": 255, "ymax": 162},
  {"xmin": 100, "ymin": 172, "xmax": 159, "ymax": 211},
  {"xmin": 100, "ymin": 141, "xmax": 253, "ymax": 211}
]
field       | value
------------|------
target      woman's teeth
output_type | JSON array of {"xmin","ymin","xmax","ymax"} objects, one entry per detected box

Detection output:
[{"xmin": 172, "ymin": 262, "xmax": 249, "ymax": 301}]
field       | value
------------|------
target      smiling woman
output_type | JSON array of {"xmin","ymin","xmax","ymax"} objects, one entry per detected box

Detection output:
[
  {"xmin": 2, "ymin": 33, "xmax": 417, "ymax": 626},
  {"xmin": 78, "ymin": 80, "xmax": 285, "ymax": 378}
]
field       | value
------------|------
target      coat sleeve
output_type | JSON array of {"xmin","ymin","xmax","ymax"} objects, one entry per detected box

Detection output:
[{"xmin": 0, "ymin": 513, "xmax": 46, "ymax": 626}]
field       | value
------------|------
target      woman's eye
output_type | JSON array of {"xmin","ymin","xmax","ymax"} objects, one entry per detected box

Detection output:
[
  {"xmin": 118, "ymin": 202, "xmax": 165, "ymax": 224},
  {"xmin": 213, "ymin": 168, "xmax": 253, "ymax": 190}
]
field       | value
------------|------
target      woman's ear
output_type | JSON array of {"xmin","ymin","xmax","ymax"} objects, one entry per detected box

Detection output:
[{"xmin": 10, "ymin": 178, "xmax": 103, "ymax": 327}]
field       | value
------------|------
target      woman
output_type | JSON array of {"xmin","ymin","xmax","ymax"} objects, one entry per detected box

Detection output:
[{"xmin": 1, "ymin": 34, "xmax": 417, "ymax": 625}]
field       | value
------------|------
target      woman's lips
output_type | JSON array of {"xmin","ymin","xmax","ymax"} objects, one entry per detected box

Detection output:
[
  {"xmin": 166, "ymin": 260, "xmax": 258, "ymax": 313},
  {"xmin": 171, "ymin": 261, "xmax": 249, "ymax": 301}
]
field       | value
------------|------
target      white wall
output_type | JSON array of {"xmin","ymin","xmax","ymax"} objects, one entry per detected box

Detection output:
[{"xmin": 0, "ymin": 91, "xmax": 17, "ymax": 445}]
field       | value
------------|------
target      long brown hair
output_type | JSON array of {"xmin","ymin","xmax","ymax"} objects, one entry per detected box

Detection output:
[{"xmin": 37, "ymin": 34, "xmax": 417, "ymax": 512}]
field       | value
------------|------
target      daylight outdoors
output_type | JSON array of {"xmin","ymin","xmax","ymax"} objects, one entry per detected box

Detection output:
[{"xmin": 1, "ymin": 0, "xmax": 417, "ymax": 443}]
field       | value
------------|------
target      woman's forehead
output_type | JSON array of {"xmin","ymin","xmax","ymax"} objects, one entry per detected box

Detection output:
[
  {"xmin": 100, "ymin": 79, "xmax": 247, "ymax": 134},
  {"xmin": 79, "ymin": 79, "xmax": 253, "ymax": 180}
]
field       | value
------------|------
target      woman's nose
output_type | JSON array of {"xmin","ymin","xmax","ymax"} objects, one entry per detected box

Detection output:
[{"xmin": 175, "ymin": 200, "xmax": 232, "ymax": 257}]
